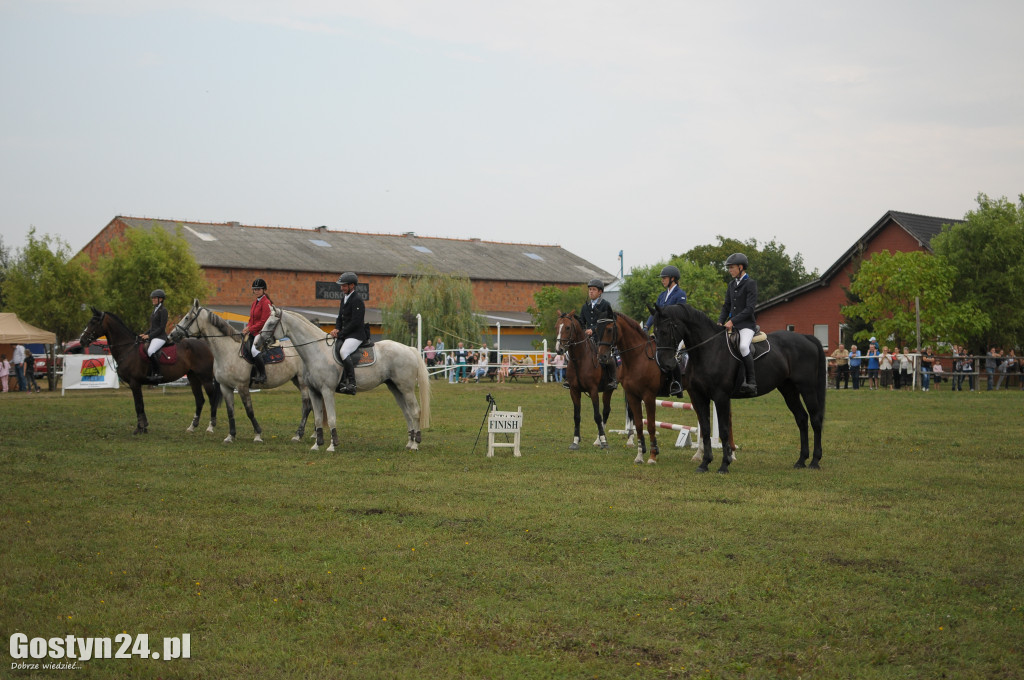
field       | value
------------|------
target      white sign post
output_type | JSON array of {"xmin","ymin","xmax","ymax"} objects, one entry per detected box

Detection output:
[{"xmin": 487, "ymin": 406, "xmax": 522, "ymax": 458}]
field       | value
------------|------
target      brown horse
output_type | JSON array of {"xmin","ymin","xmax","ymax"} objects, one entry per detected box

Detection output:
[
  {"xmin": 554, "ymin": 312, "xmax": 615, "ymax": 450},
  {"xmin": 597, "ymin": 311, "xmax": 735, "ymax": 465},
  {"xmin": 80, "ymin": 308, "xmax": 221, "ymax": 435}
]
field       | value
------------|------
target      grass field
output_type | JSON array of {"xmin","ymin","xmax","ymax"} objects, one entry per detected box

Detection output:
[{"xmin": 1, "ymin": 379, "xmax": 1022, "ymax": 679}]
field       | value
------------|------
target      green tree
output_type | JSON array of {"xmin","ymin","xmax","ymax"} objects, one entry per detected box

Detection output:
[
  {"xmin": 96, "ymin": 225, "xmax": 210, "ymax": 332},
  {"xmin": 619, "ymin": 259, "xmax": 724, "ymax": 322},
  {"xmin": 2, "ymin": 229, "xmax": 97, "ymax": 387},
  {"xmin": 528, "ymin": 285, "xmax": 586, "ymax": 346},
  {"xmin": 381, "ymin": 269, "xmax": 486, "ymax": 347},
  {"xmin": 842, "ymin": 250, "xmax": 988, "ymax": 350},
  {"xmin": 930, "ymin": 193, "xmax": 1024, "ymax": 351},
  {"xmin": 0, "ymin": 235, "xmax": 12, "ymax": 310},
  {"xmin": 680, "ymin": 236, "xmax": 818, "ymax": 301}
]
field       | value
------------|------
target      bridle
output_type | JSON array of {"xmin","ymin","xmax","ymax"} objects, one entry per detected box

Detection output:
[
  {"xmin": 597, "ymin": 313, "xmax": 652, "ymax": 360},
  {"xmin": 555, "ymin": 314, "xmax": 588, "ymax": 354},
  {"xmin": 172, "ymin": 307, "xmax": 203, "ymax": 340}
]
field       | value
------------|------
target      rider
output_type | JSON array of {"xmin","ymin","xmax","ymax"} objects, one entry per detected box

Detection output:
[
  {"xmin": 718, "ymin": 253, "xmax": 758, "ymax": 396},
  {"xmin": 645, "ymin": 264, "xmax": 687, "ymax": 396},
  {"xmin": 579, "ymin": 278, "xmax": 617, "ymax": 390},
  {"xmin": 140, "ymin": 289, "xmax": 169, "ymax": 382},
  {"xmin": 245, "ymin": 278, "xmax": 272, "ymax": 384},
  {"xmin": 329, "ymin": 272, "xmax": 368, "ymax": 395}
]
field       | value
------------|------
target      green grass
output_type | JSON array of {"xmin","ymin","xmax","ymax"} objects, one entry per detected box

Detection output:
[{"xmin": 1, "ymin": 381, "xmax": 1022, "ymax": 678}]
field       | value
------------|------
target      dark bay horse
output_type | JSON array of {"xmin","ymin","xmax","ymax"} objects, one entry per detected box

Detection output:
[
  {"xmin": 80, "ymin": 308, "xmax": 221, "ymax": 435},
  {"xmin": 554, "ymin": 312, "xmax": 615, "ymax": 450},
  {"xmin": 596, "ymin": 311, "xmax": 735, "ymax": 465},
  {"xmin": 649, "ymin": 303, "xmax": 826, "ymax": 472}
]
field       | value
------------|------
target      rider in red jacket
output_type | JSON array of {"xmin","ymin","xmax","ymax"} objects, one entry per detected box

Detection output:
[{"xmin": 246, "ymin": 278, "xmax": 272, "ymax": 383}]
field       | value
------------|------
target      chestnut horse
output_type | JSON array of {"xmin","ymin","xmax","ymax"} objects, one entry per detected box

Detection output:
[
  {"xmin": 597, "ymin": 311, "xmax": 735, "ymax": 465},
  {"xmin": 80, "ymin": 308, "xmax": 221, "ymax": 435},
  {"xmin": 554, "ymin": 312, "xmax": 615, "ymax": 450}
]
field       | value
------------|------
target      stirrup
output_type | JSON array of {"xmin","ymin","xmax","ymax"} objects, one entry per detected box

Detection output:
[
  {"xmin": 336, "ymin": 380, "xmax": 356, "ymax": 395},
  {"xmin": 669, "ymin": 381, "xmax": 684, "ymax": 397}
]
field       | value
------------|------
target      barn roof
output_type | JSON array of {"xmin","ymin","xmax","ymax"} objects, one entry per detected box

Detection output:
[
  {"xmin": 114, "ymin": 217, "xmax": 614, "ymax": 285},
  {"xmin": 756, "ymin": 210, "xmax": 964, "ymax": 312}
]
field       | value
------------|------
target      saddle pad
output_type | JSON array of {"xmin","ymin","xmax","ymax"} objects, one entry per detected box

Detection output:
[
  {"xmin": 139, "ymin": 343, "xmax": 178, "ymax": 364},
  {"xmin": 262, "ymin": 346, "xmax": 286, "ymax": 365},
  {"xmin": 334, "ymin": 340, "xmax": 376, "ymax": 367}
]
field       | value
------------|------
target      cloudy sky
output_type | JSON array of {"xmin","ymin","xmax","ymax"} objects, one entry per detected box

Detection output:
[{"xmin": 2, "ymin": 0, "xmax": 1022, "ymax": 278}]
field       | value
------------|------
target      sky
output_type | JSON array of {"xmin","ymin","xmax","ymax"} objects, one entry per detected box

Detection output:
[{"xmin": 2, "ymin": 0, "xmax": 1023, "ymax": 279}]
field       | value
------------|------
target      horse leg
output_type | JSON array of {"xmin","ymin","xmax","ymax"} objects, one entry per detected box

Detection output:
[
  {"xmin": 323, "ymin": 388, "xmax": 339, "ymax": 453},
  {"xmin": 780, "ymin": 383, "xmax": 812, "ymax": 468},
  {"xmin": 569, "ymin": 390, "xmax": 583, "ymax": 451},
  {"xmin": 624, "ymin": 398, "xmax": 636, "ymax": 447},
  {"xmin": 186, "ymin": 375, "xmax": 205, "ymax": 433},
  {"xmin": 293, "ymin": 377, "xmax": 313, "ymax": 442},
  {"xmin": 386, "ymin": 381, "xmax": 422, "ymax": 451},
  {"xmin": 644, "ymin": 396, "xmax": 659, "ymax": 465},
  {"xmin": 130, "ymin": 383, "xmax": 148, "ymax": 435},
  {"xmin": 222, "ymin": 387, "xmax": 237, "ymax": 443},
  {"xmin": 590, "ymin": 390, "xmax": 608, "ymax": 449},
  {"xmin": 240, "ymin": 387, "xmax": 263, "ymax": 443},
  {"xmin": 689, "ymin": 393, "xmax": 714, "ymax": 472},
  {"xmin": 714, "ymin": 398, "xmax": 733, "ymax": 474},
  {"xmin": 206, "ymin": 379, "xmax": 220, "ymax": 431},
  {"xmin": 625, "ymin": 392, "xmax": 647, "ymax": 464},
  {"xmin": 309, "ymin": 389, "xmax": 325, "ymax": 451}
]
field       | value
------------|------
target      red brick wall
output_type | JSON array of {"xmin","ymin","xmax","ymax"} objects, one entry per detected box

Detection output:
[{"xmin": 756, "ymin": 222, "xmax": 930, "ymax": 346}]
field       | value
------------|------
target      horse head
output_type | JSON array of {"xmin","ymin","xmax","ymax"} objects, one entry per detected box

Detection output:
[
  {"xmin": 170, "ymin": 299, "xmax": 203, "ymax": 342},
  {"xmin": 554, "ymin": 312, "xmax": 582, "ymax": 355},
  {"xmin": 255, "ymin": 306, "xmax": 283, "ymax": 351},
  {"xmin": 595, "ymin": 313, "xmax": 618, "ymax": 358},
  {"xmin": 79, "ymin": 308, "xmax": 106, "ymax": 347}
]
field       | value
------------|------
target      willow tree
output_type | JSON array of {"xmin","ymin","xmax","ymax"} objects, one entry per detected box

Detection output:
[{"xmin": 381, "ymin": 269, "xmax": 486, "ymax": 348}]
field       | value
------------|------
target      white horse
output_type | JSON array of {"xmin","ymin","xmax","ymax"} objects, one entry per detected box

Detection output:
[
  {"xmin": 255, "ymin": 306, "xmax": 430, "ymax": 452},
  {"xmin": 170, "ymin": 300, "xmax": 314, "ymax": 444}
]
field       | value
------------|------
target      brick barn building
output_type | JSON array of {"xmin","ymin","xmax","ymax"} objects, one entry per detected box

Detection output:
[
  {"xmin": 755, "ymin": 210, "xmax": 963, "ymax": 350},
  {"xmin": 79, "ymin": 217, "xmax": 615, "ymax": 350}
]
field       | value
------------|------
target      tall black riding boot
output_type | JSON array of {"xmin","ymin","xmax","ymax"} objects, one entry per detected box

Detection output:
[
  {"xmin": 739, "ymin": 353, "xmax": 757, "ymax": 396},
  {"xmin": 336, "ymin": 356, "xmax": 357, "ymax": 395},
  {"xmin": 252, "ymin": 353, "xmax": 267, "ymax": 384},
  {"xmin": 147, "ymin": 354, "xmax": 163, "ymax": 382}
]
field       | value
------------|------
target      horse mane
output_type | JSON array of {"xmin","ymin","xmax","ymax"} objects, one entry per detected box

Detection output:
[
  {"xmin": 279, "ymin": 308, "xmax": 325, "ymax": 335},
  {"xmin": 204, "ymin": 310, "xmax": 240, "ymax": 341},
  {"xmin": 102, "ymin": 310, "xmax": 138, "ymax": 334},
  {"xmin": 616, "ymin": 312, "xmax": 646, "ymax": 336},
  {"xmin": 663, "ymin": 303, "xmax": 720, "ymax": 334}
]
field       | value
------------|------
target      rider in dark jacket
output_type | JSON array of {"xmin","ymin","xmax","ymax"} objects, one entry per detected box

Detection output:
[
  {"xmin": 329, "ymin": 272, "xmax": 368, "ymax": 395},
  {"xmin": 140, "ymin": 289, "xmax": 169, "ymax": 381},
  {"xmin": 579, "ymin": 278, "xmax": 617, "ymax": 390},
  {"xmin": 718, "ymin": 253, "xmax": 759, "ymax": 396}
]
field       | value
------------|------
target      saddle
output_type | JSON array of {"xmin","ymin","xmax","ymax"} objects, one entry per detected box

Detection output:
[
  {"xmin": 333, "ymin": 338, "xmax": 376, "ymax": 367},
  {"xmin": 726, "ymin": 329, "xmax": 770, "ymax": 361},
  {"xmin": 238, "ymin": 335, "xmax": 286, "ymax": 365},
  {"xmin": 139, "ymin": 343, "xmax": 178, "ymax": 365}
]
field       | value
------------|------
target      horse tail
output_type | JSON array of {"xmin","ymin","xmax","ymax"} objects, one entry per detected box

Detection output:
[
  {"xmin": 417, "ymin": 352, "xmax": 431, "ymax": 429},
  {"xmin": 811, "ymin": 335, "xmax": 827, "ymax": 417}
]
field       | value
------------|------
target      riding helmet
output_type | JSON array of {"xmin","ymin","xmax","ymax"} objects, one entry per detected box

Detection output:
[
  {"xmin": 150, "ymin": 289, "xmax": 166, "ymax": 299},
  {"xmin": 587, "ymin": 278, "xmax": 605, "ymax": 291},
  {"xmin": 659, "ymin": 265, "xmax": 681, "ymax": 280},
  {"xmin": 337, "ymin": 272, "xmax": 359, "ymax": 285},
  {"xmin": 724, "ymin": 253, "xmax": 749, "ymax": 268},
  {"xmin": 252, "ymin": 278, "xmax": 268, "ymax": 289}
]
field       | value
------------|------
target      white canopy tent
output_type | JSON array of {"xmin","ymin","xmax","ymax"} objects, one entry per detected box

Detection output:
[{"xmin": 0, "ymin": 313, "xmax": 57, "ymax": 344}]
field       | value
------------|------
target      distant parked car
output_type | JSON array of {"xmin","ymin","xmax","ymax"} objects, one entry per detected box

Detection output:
[{"xmin": 33, "ymin": 338, "xmax": 111, "ymax": 378}]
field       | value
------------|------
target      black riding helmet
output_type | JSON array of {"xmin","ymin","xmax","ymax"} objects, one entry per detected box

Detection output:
[
  {"xmin": 724, "ymin": 253, "xmax": 749, "ymax": 268},
  {"xmin": 150, "ymin": 289, "xmax": 166, "ymax": 299},
  {"xmin": 587, "ymin": 278, "xmax": 605, "ymax": 291},
  {"xmin": 252, "ymin": 278, "xmax": 268, "ymax": 289},
  {"xmin": 337, "ymin": 272, "xmax": 358, "ymax": 285},
  {"xmin": 660, "ymin": 265, "xmax": 681, "ymax": 281}
]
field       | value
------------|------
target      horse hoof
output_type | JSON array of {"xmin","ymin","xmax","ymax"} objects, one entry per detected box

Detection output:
[
  {"xmin": 409, "ymin": 443, "xmax": 419, "ymax": 451},
  {"xmin": 568, "ymin": 443, "xmax": 580, "ymax": 451},
  {"xmin": 223, "ymin": 436, "xmax": 234, "ymax": 444},
  {"xmin": 186, "ymin": 425, "xmax": 196, "ymax": 433},
  {"xmin": 809, "ymin": 461, "xmax": 821, "ymax": 470},
  {"xmin": 599, "ymin": 442, "xmax": 609, "ymax": 450},
  {"xmin": 793, "ymin": 461, "xmax": 807, "ymax": 469},
  {"xmin": 646, "ymin": 458, "xmax": 657, "ymax": 465},
  {"xmin": 310, "ymin": 444, "xmax": 320, "ymax": 451},
  {"xmin": 634, "ymin": 456, "xmax": 644, "ymax": 464},
  {"xmin": 327, "ymin": 445, "xmax": 335, "ymax": 452},
  {"xmin": 696, "ymin": 466, "xmax": 708, "ymax": 473},
  {"xmin": 291, "ymin": 435, "xmax": 301, "ymax": 442},
  {"xmin": 206, "ymin": 425, "xmax": 215, "ymax": 434},
  {"xmin": 254, "ymin": 435, "xmax": 263, "ymax": 443},
  {"xmin": 717, "ymin": 468, "xmax": 729, "ymax": 474}
]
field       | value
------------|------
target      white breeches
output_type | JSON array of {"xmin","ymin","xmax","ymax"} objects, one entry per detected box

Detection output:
[
  {"xmin": 339, "ymin": 337, "xmax": 361, "ymax": 360},
  {"xmin": 738, "ymin": 328, "xmax": 755, "ymax": 357},
  {"xmin": 147, "ymin": 338, "xmax": 166, "ymax": 356}
]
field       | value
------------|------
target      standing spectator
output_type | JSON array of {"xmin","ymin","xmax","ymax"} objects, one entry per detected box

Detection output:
[
  {"xmin": 551, "ymin": 351, "xmax": 566, "ymax": 384},
  {"xmin": 831, "ymin": 344, "xmax": 850, "ymax": 389},
  {"xmin": 849, "ymin": 344, "xmax": 862, "ymax": 390},
  {"xmin": 12, "ymin": 343, "xmax": 27, "ymax": 392},
  {"xmin": 932, "ymin": 360, "xmax": 945, "ymax": 389},
  {"xmin": 434, "ymin": 337, "xmax": 445, "ymax": 380},
  {"xmin": 996, "ymin": 350, "xmax": 1016, "ymax": 390},
  {"xmin": 985, "ymin": 347, "xmax": 1001, "ymax": 391},
  {"xmin": 896, "ymin": 346, "xmax": 913, "ymax": 390},
  {"xmin": 0, "ymin": 354, "xmax": 10, "ymax": 393},
  {"xmin": 446, "ymin": 352, "xmax": 457, "ymax": 384},
  {"xmin": 951, "ymin": 345, "xmax": 964, "ymax": 391},
  {"xmin": 879, "ymin": 346, "xmax": 893, "ymax": 390},
  {"xmin": 454, "ymin": 342, "xmax": 469, "ymax": 383},
  {"xmin": 920, "ymin": 346, "xmax": 935, "ymax": 392},
  {"xmin": 497, "ymin": 353, "xmax": 511, "ymax": 383},
  {"xmin": 423, "ymin": 340, "xmax": 436, "ymax": 371},
  {"xmin": 866, "ymin": 341, "xmax": 880, "ymax": 390},
  {"xmin": 23, "ymin": 347, "xmax": 41, "ymax": 393},
  {"xmin": 961, "ymin": 351, "xmax": 976, "ymax": 391}
]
